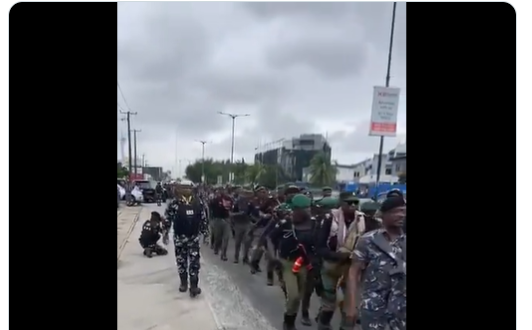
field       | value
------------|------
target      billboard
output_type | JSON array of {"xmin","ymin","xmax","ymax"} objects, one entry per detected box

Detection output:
[{"xmin": 369, "ymin": 86, "xmax": 401, "ymax": 137}]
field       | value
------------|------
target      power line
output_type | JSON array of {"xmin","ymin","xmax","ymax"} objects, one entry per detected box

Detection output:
[{"xmin": 117, "ymin": 80, "xmax": 132, "ymax": 111}]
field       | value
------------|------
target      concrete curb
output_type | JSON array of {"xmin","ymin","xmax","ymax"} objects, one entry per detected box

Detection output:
[{"xmin": 117, "ymin": 207, "xmax": 142, "ymax": 263}]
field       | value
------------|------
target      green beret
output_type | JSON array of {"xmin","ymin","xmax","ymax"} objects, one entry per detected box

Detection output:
[
  {"xmin": 291, "ymin": 194, "xmax": 311, "ymax": 209},
  {"xmin": 316, "ymin": 197, "xmax": 339, "ymax": 208},
  {"xmin": 339, "ymin": 191, "xmax": 359, "ymax": 202}
]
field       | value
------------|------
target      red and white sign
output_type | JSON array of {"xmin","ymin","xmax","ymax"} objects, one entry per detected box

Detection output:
[
  {"xmin": 129, "ymin": 173, "xmax": 143, "ymax": 181},
  {"xmin": 369, "ymin": 86, "xmax": 401, "ymax": 137}
]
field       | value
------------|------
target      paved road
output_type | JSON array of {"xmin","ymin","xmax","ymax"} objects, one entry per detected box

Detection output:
[
  {"xmin": 117, "ymin": 204, "xmax": 349, "ymax": 330},
  {"xmin": 201, "ymin": 230, "xmax": 348, "ymax": 330}
]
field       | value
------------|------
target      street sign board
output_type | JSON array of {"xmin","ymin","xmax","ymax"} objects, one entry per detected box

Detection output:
[{"xmin": 369, "ymin": 86, "xmax": 401, "ymax": 137}]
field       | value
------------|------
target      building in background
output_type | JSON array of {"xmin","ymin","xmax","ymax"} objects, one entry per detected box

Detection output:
[
  {"xmin": 255, "ymin": 134, "xmax": 332, "ymax": 181},
  {"xmin": 389, "ymin": 141, "xmax": 406, "ymax": 177},
  {"xmin": 142, "ymin": 166, "xmax": 164, "ymax": 181}
]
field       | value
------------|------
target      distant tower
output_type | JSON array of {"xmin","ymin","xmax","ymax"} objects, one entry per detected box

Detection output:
[{"xmin": 120, "ymin": 130, "xmax": 126, "ymax": 164}]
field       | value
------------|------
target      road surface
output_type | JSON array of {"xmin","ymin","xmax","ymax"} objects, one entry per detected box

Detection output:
[
  {"xmin": 201, "ymin": 228, "xmax": 349, "ymax": 330},
  {"xmin": 117, "ymin": 204, "xmax": 348, "ymax": 330}
]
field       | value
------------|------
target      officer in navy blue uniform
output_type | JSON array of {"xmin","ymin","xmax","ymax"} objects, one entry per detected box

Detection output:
[
  {"xmin": 163, "ymin": 184, "xmax": 208, "ymax": 297},
  {"xmin": 139, "ymin": 211, "xmax": 168, "ymax": 258}
]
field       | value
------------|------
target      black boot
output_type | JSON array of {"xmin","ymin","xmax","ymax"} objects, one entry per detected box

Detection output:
[
  {"xmin": 189, "ymin": 276, "xmax": 202, "ymax": 297},
  {"xmin": 317, "ymin": 310, "xmax": 334, "ymax": 330},
  {"xmin": 283, "ymin": 314, "xmax": 297, "ymax": 330},
  {"xmin": 300, "ymin": 310, "xmax": 312, "ymax": 326},
  {"xmin": 250, "ymin": 261, "xmax": 261, "ymax": 274},
  {"xmin": 242, "ymin": 256, "xmax": 249, "ymax": 264},
  {"xmin": 266, "ymin": 271, "xmax": 274, "ymax": 286},
  {"xmin": 178, "ymin": 274, "xmax": 188, "ymax": 292},
  {"xmin": 143, "ymin": 247, "xmax": 153, "ymax": 258}
]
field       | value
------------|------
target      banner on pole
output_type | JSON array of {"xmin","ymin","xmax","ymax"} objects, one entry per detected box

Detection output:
[{"xmin": 369, "ymin": 86, "xmax": 400, "ymax": 137}]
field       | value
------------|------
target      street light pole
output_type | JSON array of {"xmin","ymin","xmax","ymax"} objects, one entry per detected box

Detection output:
[
  {"xmin": 217, "ymin": 112, "xmax": 250, "ymax": 164},
  {"xmin": 119, "ymin": 110, "xmax": 137, "ymax": 183},
  {"xmin": 195, "ymin": 140, "xmax": 208, "ymax": 183},
  {"xmin": 132, "ymin": 129, "xmax": 141, "ymax": 179},
  {"xmin": 375, "ymin": 1, "xmax": 397, "ymax": 192}
]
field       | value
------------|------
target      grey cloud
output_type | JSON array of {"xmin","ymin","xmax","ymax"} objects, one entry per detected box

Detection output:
[
  {"xmin": 266, "ymin": 36, "xmax": 368, "ymax": 79},
  {"xmin": 193, "ymin": 70, "xmax": 288, "ymax": 105},
  {"xmin": 118, "ymin": 2, "xmax": 406, "ymax": 171},
  {"xmin": 241, "ymin": 2, "xmax": 354, "ymax": 20}
]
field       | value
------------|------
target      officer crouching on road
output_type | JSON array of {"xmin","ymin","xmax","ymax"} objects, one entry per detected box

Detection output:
[
  {"xmin": 138, "ymin": 211, "xmax": 169, "ymax": 258},
  {"xmin": 269, "ymin": 194, "xmax": 317, "ymax": 330},
  {"xmin": 163, "ymin": 185, "xmax": 208, "ymax": 297}
]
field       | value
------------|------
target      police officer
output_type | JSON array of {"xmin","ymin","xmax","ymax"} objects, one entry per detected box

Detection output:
[
  {"xmin": 232, "ymin": 189, "xmax": 254, "ymax": 264},
  {"xmin": 270, "ymin": 194, "xmax": 316, "ymax": 330},
  {"xmin": 163, "ymin": 185, "xmax": 208, "ymax": 297},
  {"xmin": 316, "ymin": 193, "xmax": 365, "ymax": 330},
  {"xmin": 346, "ymin": 196, "xmax": 406, "ymax": 330},
  {"xmin": 138, "ymin": 211, "xmax": 168, "ymax": 258},
  {"xmin": 155, "ymin": 182, "xmax": 164, "ymax": 203}
]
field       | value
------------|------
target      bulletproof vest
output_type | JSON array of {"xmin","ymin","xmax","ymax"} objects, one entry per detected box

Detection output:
[{"xmin": 176, "ymin": 202, "xmax": 201, "ymax": 222}]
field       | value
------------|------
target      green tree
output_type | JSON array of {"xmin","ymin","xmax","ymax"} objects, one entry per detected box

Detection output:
[
  {"xmin": 308, "ymin": 152, "xmax": 337, "ymax": 187},
  {"xmin": 117, "ymin": 162, "xmax": 129, "ymax": 179},
  {"xmin": 245, "ymin": 163, "xmax": 266, "ymax": 185}
]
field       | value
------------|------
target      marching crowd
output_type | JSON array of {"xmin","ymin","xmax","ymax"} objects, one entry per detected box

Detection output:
[{"xmin": 137, "ymin": 183, "xmax": 406, "ymax": 330}]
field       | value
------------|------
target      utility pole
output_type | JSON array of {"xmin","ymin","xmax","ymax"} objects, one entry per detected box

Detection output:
[
  {"xmin": 218, "ymin": 112, "xmax": 250, "ymax": 184},
  {"xmin": 217, "ymin": 112, "xmax": 250, "ymax": 164},
  {"xmin": 119, "ymin": 110, "xmax": 137, "ymax": 184},
  {"xmin": 132, "ymin": 129, "xmax": 141, "ymax": 179},
  {"xmin": 195, "ymin": 140, "xmax": 207, "ymax": 183},
  {"xmin": 375, "ymin": 2, "xmax": 397, "ymax": 192}
]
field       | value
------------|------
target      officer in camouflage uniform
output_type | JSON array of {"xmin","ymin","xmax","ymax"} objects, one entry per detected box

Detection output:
[
  {"xmin": 316, "ymin": 193, "xmax": 365, "ymax": 330},
  {"xmin": 163, "ymin": 185, "xmax": 208, "ymax": 297},
  {"xmin": 270, "ymin": 194, "xmax": 316, "ymax": 330},
  {"xmin": 346, "ymin": 196, "xmax": 406, "ymax": 330}
]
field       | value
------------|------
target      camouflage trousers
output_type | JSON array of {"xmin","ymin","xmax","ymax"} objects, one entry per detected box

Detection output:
[
  {"xmin": 359, "ymin": 312, "xmax": 406, "ymax": 330},
  {"xmin": 174, "ymin": 235, "xmax": 201, "ymax": 277}
]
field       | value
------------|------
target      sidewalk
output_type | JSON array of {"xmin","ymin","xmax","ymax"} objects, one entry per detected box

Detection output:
[
  {"xmin": 117, "ymin": 205, "xmax": 220, "ymax": 330},
  {"xmin": 117, "ymin": 206, "xmax": 143, "ymax": 261}
]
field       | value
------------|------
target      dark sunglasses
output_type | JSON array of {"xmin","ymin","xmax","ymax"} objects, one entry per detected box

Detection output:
[{"xmin": 345, "ymin": 200, "xmax": 359, "ymax": 206}]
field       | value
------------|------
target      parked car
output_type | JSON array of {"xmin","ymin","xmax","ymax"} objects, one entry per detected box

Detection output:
[
  {"xmin": 127, "ymin": 185, "xmax": 144, "ymax": 206},
  {"xmin": 117, "ymin": 184, "xmax": 126, "ymax": 200},
  {"xmin": 134, "ymin": 180, "xmax": 157, "ymax": 203}
]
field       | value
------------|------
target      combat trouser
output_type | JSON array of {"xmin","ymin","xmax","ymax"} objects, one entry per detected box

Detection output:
[
  {"xmin": 212, "ymin": 218, "xmax": 231, "ymax": 259},
  {"xmin": 280, "ymin": 258, "xmax": 307, "ymax": 329},
  {"xmin": 208, "ymin": 217, "xmax": 216, "ymax": 249},
  {"xmin": 318, "ymin": 261, "xmax": 354, "ymax": 330},
  {"xmin": 233, "ymin": 222, "xmax": 252, "ymax": 262},
  {"xmin": 359, "ymin": 312, "xmax": 406, "ymax": 330},
  {"xmin": 300, "ymin": 267, "xmax": 316, "ymax": 325},
  {"xmin": 174, "ymin": 234, "xmax": 201, "ymax": 291},
  {"xmin": 139, "ymin": 235, "xmax": 168, "ymax": 257}
]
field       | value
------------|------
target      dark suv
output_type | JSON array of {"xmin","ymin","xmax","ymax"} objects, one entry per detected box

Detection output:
[{"xmin": 134, "ymin": 180, "xmax": 157, "ymax": 203}]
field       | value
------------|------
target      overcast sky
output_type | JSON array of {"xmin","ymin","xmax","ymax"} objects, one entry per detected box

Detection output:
[{"xmin": 117, "ymin": 2, "xmax": 406, "ymax": 176}]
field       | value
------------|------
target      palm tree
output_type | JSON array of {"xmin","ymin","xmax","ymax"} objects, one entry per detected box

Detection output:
[
  {"xmin": 309, "ymin": 152, "xmax": 337, "ymax": 186},
  {"xmin": 245, "ymin": 163, "xmax": 266, "ymax": 185}
]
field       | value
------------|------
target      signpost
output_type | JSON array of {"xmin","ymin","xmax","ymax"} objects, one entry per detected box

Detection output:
[{"xmin": 369, "ymin": 86, "xmax": 400, "ymax": 137}]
